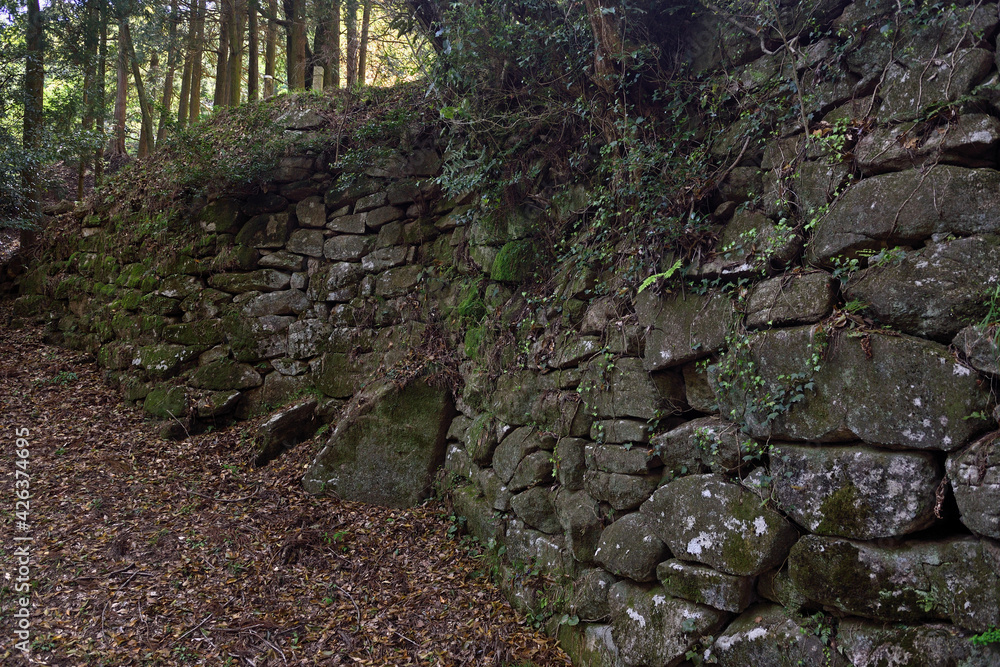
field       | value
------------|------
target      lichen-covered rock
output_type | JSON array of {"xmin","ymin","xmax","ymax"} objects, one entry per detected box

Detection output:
[
  {"xmin": 255, "ymin": 399, "xmax": 318, "ymax": 464},
  {"xmin": 845, "ymin": 236, "xmax": 1000, "ymax": 341},
  {"xmin": 198, "ymin": 197, "xmax": 245, "ymax": 233},
  {"xmin": 286, "ymin": 319, "xmax": 332, "ymax": 359},
  {"xmin": 808, "ymin": 166, "xmax": 1000, "ymax": 264},
  {"xmin": 581, "ymin": 356, "xmax": 685, "ymax": 420},
  {"xmin": 236, "ymin": 212, "xmax": 291, "ymax": 248},
  {"xmin": 189, "ymin": 359, "xmax": 263, "ymax": 391},
  {"xmin": 555, "ymin": 488, "xmax": 604, "ymax": 563},
  {"xmin": 557, "ymin": 623, "xmax": 625, "ymax": 667},
  {"xmin": 511, "ymin": 486, "xmax": 560, "ymax": 534},
  {"xmin": 650, "ymin": 416, "xmax": 748, "ymax": 477},
  {"xmin": 157, "ymin": 274, "xmax": 204, "ymax": 299},
  {"xmin": 556, "ymin": 437, "xmax": 587, "ymax": 490},
  {"xmin": 294, "ymin": 196, "xmax": 326, "ymax": 228},
  {"xmin": 590, "ymin": 419, "xmax": 652, "ymax": 445},
  {"xmin": 240, "ymin": 289, "xmax": 311, "ymax": 317},
  {"xmin": 550, "ymin": 335, "xmax": 602, "ymax": 370},
  {"xmin": 258, "ymin": 250, "xmax": 306, "ymax": 271},
  {"xmin": 953, "ymin": 324, "xmax": 1000, "ymax": 375},
  {"xmin": 362, "ymin": 246, "xmax": 407, "ymax": 272},
  {"xmin": 656, "ymin": 559, "xmax": 755, "ymax": 614},
  {"xmin": 143, "ymin": 385, "xmax": 188, "ymax": 418},
  {"xmin": 838, "ymin": 618, "xmax": 1000, "ymax": 667},
  {"xmin": 712, "ymin": 326, "xmax": 992, "ymax": 450},
  {"xmin": 507, "ymin": 450, "xmax": 554, "ymax": 492},
  {"xmin": 161, "ymin": 319, "xmax": 224, "ymax": 346},
  {"xmin": 641, "ymin": 474, "xmax": 798, "ymax": 576},
  {"xmin": 224, "ymin": 313, "xmax": 293, "ymax": 361},
  {"xmin": 306, "ymin": 262, "xmax": 365, "ymax": 301},
  {"xmin": 571, "ymin": 568, "xmax": 618, "ymax": 621},
  {"xmin": 856, "ymin": 114, "xmax": 1000, "ymax": 175},
  {"xmin": 494, "ymin": 426, "xmax": 544, "ymax": 484},
  {"xmin": 464, "ymin": 414, "xmax": 499, "ymax": 465},
  {"xmin": 593, "ymin": 513, "xmax": 669, "ymax": 582},
  {"xmin": 303, "ymin": 379, "xmax": 455, "ymax": 507},
  {"xmin": 195, "ymin": 390, "xmax": 241, "ymax": 418},
  {"xmin": 637, "ymin": 290, "xmax": 733, "ymax": 371},
  {"xmin": 746, "ymin": 272, "xmax": 836, "ymax": 329},
  {"xmin": 314, "ymin": 352, "xmax": 363, "ymax": 398},
  {"xmin": 286, "ymin": 229, "xmax": 325, "ymax": 257},
  {"xmin": 452, "ymin": 484, "xmax": 503, "ymax": 544},
  {"xmin": 710, "ymin": 603, "xmax": 850, "ymax": 666},
  {"xmin": 134, "ymin": 343, "xmax": 201, "ymax": 379},
  {"xmin": 210, "ymin": 269, "xmax": 291, "ymax": 294},
  {"xmin": 375, "ymin": 265, "xmax": 423, "ymax": 297},
  {"xmin": 585, "ymin": 470, "xmax": 661, "ymax": 511},
  {"xmin": 772, "ymin": 443, "xmax": 942, "ymax": 539},
  {"xmin": 789, "ymin": 535, "xmax": 1000, "ymax": 631},
  {"xmin": 881, "ymin": 49, "xmax": 993, "ymax": 121},
  {"xmin": 608, "ymin": 581, "xmax": 729, "ymax": 667},
  {"xmin": 586, "ymin": 443, "xmax": 660, "ymax": 475},
  {"xmin": 947, "ymin": 431, "xmax": 1000, "ymax": 540}
]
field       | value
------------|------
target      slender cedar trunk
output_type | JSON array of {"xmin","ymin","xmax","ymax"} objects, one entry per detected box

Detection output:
[
  {"xmin": 122, "ymin": 19, "xmax": 155, "ymax": 158},
  {"xmin": 190, "ymin": 0, "xmax": 205, "ymax": 121},
  {"xmin": 283, "ymin": 0, "xmax": 292, "ymax": 86},
  {"xmin": 78, "ymin": 0, "xmax": 99, "ymax": 200},
  {"xmin": 228, "ymin": 0, "xmax": 246, "ymax": 105},
  {"xmin": 329, "ymin": 0, "xmax": 340, "ymax": 89},
  {"xmin": 247, "ymin": 0, "xmax": 259, "ymax": 101},
  {"xmin": 214, "ymin": 0, "xmax": 231, "ymax": 107},
  {"xmin": 95, "ymin": 13, "xmax": 106, "ymax": 186},
  {"xmin": 139, "ymin": 51, "xmax": 158, "ymax": 154},
  {"xmin": 177, "ymin": 13, "xmax": 195, "ymax": 128},
  {"xmin": 345, "ymin": 0, "xmax": 358, "ymax": 88},
  {"xmin": 357, "ymin": 0, "xmax": 370, "ymax": 86},
  {"xmin": 22, "ymin": 0, "xmax": 42, "ymax": 239},
  {"xmin": 110, "ymin": 40, "xmax": 128, "ymax": 156},
  {"xmin": 157, "ymin": 0, "xmax": 180, "ymax": 142},
  {"xmin": 293, "ymin": 0, "xmax": 307, "ymax": 89},
  {"xmin": 264, "ymin": 0, "xmax": 276, "ymax": 96},
  {"xmin": 305, "ymin": 35, "xmax": 314, "ymax": 90}
]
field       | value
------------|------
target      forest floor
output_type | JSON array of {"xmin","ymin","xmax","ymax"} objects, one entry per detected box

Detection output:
[{"xmin": 0, "ymin": 298, "xmax": 571, "ymax": 667}]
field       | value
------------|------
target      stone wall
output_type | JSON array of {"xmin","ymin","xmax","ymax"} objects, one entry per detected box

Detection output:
[{"xmin": 12, "ymin": 0, "xmax": 1000, "ymax": 664}]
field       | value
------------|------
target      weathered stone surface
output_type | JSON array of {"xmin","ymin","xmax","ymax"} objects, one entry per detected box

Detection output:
[
  {"xmin": 556, "ymin": 624, "xmax": 624, "ymax": 667},
  {"xmin": 689, "ymin": 212, "xmax": 801, "ymax": 278},
  {"xmin": 682, "ymin": 360, "xmax": 717, "ymax": 413},
  {"xmin": 881, "ymin": 49, "xmax": 993, "ymax": 121},
  {"xmin": 195, "ymin": 390, "xmax": 241, "ymax": 418},
  {"xmin": 856, "ymin": 114, "xmax": 1000, "ymax": 175},
  {"xmin": 571, "ymin": 568, "xmax": 618, "ymax": 621},
  {"xmin": 198, "ymin": 197, "xmax": 245, "ymax": 233},
  {"xmin": 746, "ymin": 272, "xmax": 836, "ymax": 329},
  {"xmin": 581, "ymin": 356, "xmax": 685, "ymax": 420},
  {"xmin": 507, "ymin": 450, "xmax": 554, "ymax": 492},
  {"xmin": 134, "ymin": 344, "xmax": 201, "ymax": 379},
  {"xmin": 144, "ymin": 385, "xmax": 187, "ymax": 418},
  {"xmin": 327, "ymin": 212, "xmax": 367, "ymax": 234},
  {"xmin": 845, "ymin": 236, "xmax": 1000, "ymax": 341},
  {"xmin": 794, "ymin": 160, "xmax": 852, "ymax": 215},
  {"xmin": 550, "ymin": 335, "xmax": 602, "ymax": 370},
  {"xmin": 464, "ymin": 414, "xmax": 499, "ymax": 465},
  {"xmin": 161, "ymin": 319, "xmax": 224, "ymax": 346},
  {"xmin": 650, "ymin": 416, "xmax": 747, "ymax": 477},
  {"xmin": 286, "ymin": 229, "xmax": 325, "ymax": 257},
  {"xmin": 953, "ymin": 324, "xmax": 1000, "ymax": 375},
  {"xmin": 556, "ymin": 437, "xmax": 587, "ymax": 490},
  {"xmin": 494, "ymin": 426, "xmax": 543, "ymax": 484},
  {"xmin": 608, "ymin": 582, "xmax": 729, "ymax": 667},
  {"xmin": 294, "ymin": 196, "xmax": 326, "ymax": 227},
  {"xmin": 277, "ymin": 109, "xmax": 324, "ymax": 130},
  {"xmin": 314, "ymin": 352, "xmax": 363, "ymax": 398},
  {"xmin": 303, "ymin": 380, "xmax": 455, "ymax": 507},
  {"xmin": 789, "ymin": 535, "xmax": 1000, "ymax": 630},
  {"xmin": 641, "ymin": 474, "xmax": 798, "ymax": 577},
  {"xmin": 511, "ymin": 486, "xmax": 560, "ymax": 534},
  {"xmin": 236, "ymin": 212, "xmax": 291, "ymax": 248},
  {"xmin": 593, "ymin": 513, "xmax": 669, "ymax": 582},
  {"xmin": 808, "ymin": 166, "xmax": 1000, "ymax": 264},
  {"xmin": 452, "ymin": 485, "xmax": 503, "ymax": 544},
  {"xmin": 210, "ymin": 269, "xmax": 291, "ymax": 293},
  {"xmin": 255, "ymin": 400, "xmax": 318, "ymax": 464},
  {"xmin": 189, "ymin": 359, "xmax": 263, "ymax": 390},
  {"xmin": 225, "ymin": 313, "xmax": 293, "ymax": 361},
  {"xmin": 362, "ymin": 246, "xmax": 407, "ymax": 272},
  {"xmin": 157, "ymin": 274, "xmax": 204, "ymax": 299},
  {"xmin": 710, "ymin": 603, "xmax": 850, "ymax": 667},
  {"xmin": 306, "ymin": 262, "xmax": 364, "ymax": 301},
  {"xmin": 590, "ymin": 420, "xmax": 652, "ymax": 445},
  {"xmin": 638, "ymin": 291, "xmax": 733, "ymax": 371},
  {"xmin": 258, "ymin": 250, "xmax": 306, "ymax": 271},
  {"xmin": 586, "ymin": 444, "xmax": 660, "ymax": 475},
  {"xmin": 375, "ymin": 265, "xmax": 422, "ymax": 297},
  {"xmin": 240, "ymin": 289, "xmax": 310, "ymax": 317},
  {"xmin": 712, "ymin": 326, "xmax": 992, "ymax": 450},
  {"xmin": 365, "ymin": 205, "xmax": 405, "ymax": 229},
  {"xmin": 286, "ymin": 319, "xmax": 332, "ymax": 359},
  {"xmin": 947, "ymin": 432, "xmax": 1000, "ymax": 540},
  {"xmin": 585, "ymin": 470, "xmax": 661, "ymax": 511},
  {"xmin": 242, "ymin": 193, "xmax": 288, "ymax": 216},
  {"xmin": 838, "ymin": 618, "xmax": 1000, "ymax": 667},
  {"xmin": 555, "ymin": 489, "xmax": 604, "ymax": 563},
  {"xmin": 772, "ymin": 443, "xmax": 941, "ymax": 539},
  {"xmin": 656, "ymin": 559, "xmax": 754, "ymax": 613}
]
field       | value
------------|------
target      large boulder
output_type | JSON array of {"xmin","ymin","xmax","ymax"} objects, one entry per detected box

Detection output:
[
  {"xmin": 710, "ymin": 603, "xmax": 850, "ymax": 667},
  {"xmin": 303, "ymin": 379, "xmax": 455, "ymax": 507},
  {"xmin": 808, "ymin": 166, "xmax": 1000, "ymax": 264},
  {"xmin": 593, "ymin": 513, "xmax": 669, "ymax": 582},
  {"xmin": 640, "ymin": 474, "xmax": 799, "ymax": 577},
  {"xmin": 637, "ymin": 290, "xmax": 733, "ymax": 371},
  {"xmin": 580, "ymin": 356, "xmax": 686, "ymax": 420},
  {"xmin": 772, "ymin": 443, "xmax": 942, "ymax": 539},
  {"xmin": 845, "ymin": 236, "xmax": 1000, "ymax": 341},
  {"xmin": 712, "ymin": 326, "xmax": 993, "ymax": 450},
  {"xmin": 947, "ymin": 431, "xmax": 1000, "ymax": 540},
  {"xmin": 855, "ymin": 114, "xmax": 1000, "ymax": 175},
  {"xmin": 838, "ymin": 618, "xmax": 1000, "ymax": 667},
  {"xmin": 789, "ymin": 535, "xmax": 1000, "ymax": 631}
]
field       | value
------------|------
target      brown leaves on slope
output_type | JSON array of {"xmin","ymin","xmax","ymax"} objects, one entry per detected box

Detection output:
[{"xmin": 0, "ymin": 301, "xmax": 570, "ymax": 667}]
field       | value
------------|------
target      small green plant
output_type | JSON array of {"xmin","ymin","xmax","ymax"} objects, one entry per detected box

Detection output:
[{"xmin": 970, "ymin": 627, "xmax": 1000, "ymax": 645}]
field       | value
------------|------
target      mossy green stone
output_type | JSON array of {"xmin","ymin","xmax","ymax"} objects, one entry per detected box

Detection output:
[{"xmin": 144, "ymin": 385, "xmax": 188, "ymax": 418}]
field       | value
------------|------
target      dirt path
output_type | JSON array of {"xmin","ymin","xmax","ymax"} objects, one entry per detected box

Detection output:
[{"xmin": 0, "ymin": 300, "xmax": 570, "ymax": 666}]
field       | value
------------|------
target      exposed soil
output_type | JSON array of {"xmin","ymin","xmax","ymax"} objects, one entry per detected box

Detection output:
[{"xmin": 0, "ymin": 299, "xmax": 571, "ymax": 667}]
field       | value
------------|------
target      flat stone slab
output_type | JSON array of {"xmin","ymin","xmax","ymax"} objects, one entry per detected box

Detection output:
[
  {"xmin": 746, "ymin": 271, "xmax": 835, "ymax": 329},
  {"xmin": 772, "ymin": 443, "xmax": 942, "ymax": 539},
  {"xmin": 656, "ymin": 559, "xmax": 755, "ymax": 613}
]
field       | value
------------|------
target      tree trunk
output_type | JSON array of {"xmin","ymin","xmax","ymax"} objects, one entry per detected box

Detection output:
[
  {"xmin": 109, "ymin": 40, "xmax": 128, "ymax": 156},
  {"xmin": 358, "ymin": 0, "xmax": 371, "ymax": 86},
  {"xmin": 122, "ymin": 18, "xmax": 155, "ymax": 158},
  {"xmin": 78, "ymin": 0, "xmax": 99, "ymax": 200},
  {"xmin": 345, "ymin": 0, "xmax": 358, "ymax": 88},
  {"xmin": 290, "ymin": 0, "xmax": 307, "ymax": 90},
  {"xmin": 22, "ymin": 0, "xmax": 43, "ymax": 236},
  {"xmin": 190, "ymin": 0, "xmax": 206, "ymax": 122},
  {"xmin": 264, "ymin": 0, "xmax": 276, "ymax": 96},
  {"xmin": 157, "ymin": 0, "xmax": 180, "ymax": 142},
  {"xmin": 214, "ymin": 0, "xmax": 231, "ymax": 107},
  {"xmin": 329, "ymin": 0, "xmax": 340, "ymax": 89},
  {"xmin": 139, "ymin": 51, "xmax": 159, "ymax": 154},
  {"xmin": 584, "ymin": 0, "xmax": 623, "ymax": 94},
  {"xmin": 95, "ymin": 13, "xmax": 106, "ymax": 186},
  {"xmin": 228, "ymin": 0, "xmax": 246, "ymax": 106},
  {"xmin": 178, "ymin": 18, "xmax": 195, "ymax": 127},
  {"xmin": 248, "ymin": 0, "xmax": 259, "ymax": 101}
]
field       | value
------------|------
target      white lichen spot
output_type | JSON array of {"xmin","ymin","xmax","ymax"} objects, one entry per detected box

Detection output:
[
  {"xmin": 943, "ymin": 436, "xmax": 952, "ymax": 447},
  {"xmin": 953, "ymin": 364, "xmax": 972, "ymax": 376},
  {"xmin": 626, "ymin": 608, "xmax": 646, "ymax": 628},
  {"xmin": 687, "ymin": 532, "xmax": 714, "ymax": 556},
  {"xmin": 747, "ymin": 628, "xmax": 768, "ymax": 641},
  {"xmin": 753, "ymin": 516, "xmax": 768, "ymax": 536},
  {"xmin": 702, "ymin": 488, "xmax": 713, "ymax": 498},
  {"xmin": 652, "ymin": 595, "xmax": 666, "ymax": 606},
  {"xmin": 912, "ymin": 398, "xmax": 922, "ymax": 408},
  {"xmin": 939, "ymin": 416, "xmax": 948, "ymax": 426}
]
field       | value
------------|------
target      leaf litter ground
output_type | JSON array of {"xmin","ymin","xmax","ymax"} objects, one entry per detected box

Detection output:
[{"xmin": 0, "ymin": 300, "xmax": 571, "ymax": 666}]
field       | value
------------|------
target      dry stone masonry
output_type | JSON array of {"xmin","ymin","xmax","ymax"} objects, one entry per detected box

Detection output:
[{"xmin": 11, "ymin": 0, "xmax": 1000, "ymax": 664}]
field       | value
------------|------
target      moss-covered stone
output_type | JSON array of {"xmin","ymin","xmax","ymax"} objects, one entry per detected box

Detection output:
[
  {"xmin": 189, "ymin": 359, "xmax": 263, "ymax": 391},
  {"xmin": 490, "ymin": 239, "xmax": 538, "ymax": 283},
  {"xmin": 235, "ymin": 212, "xmax": 290, "ymax": 248},
  {"xmin": 144, "ymin": 385, "xmax": 188, "ymax": 418},
  {"xmin": 161, "ymin": 319, "xmax": 225, "ymax": 346},
  {"xmin": 134, "ymin": 344, "xmax": 202, "ymax": 379}
]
